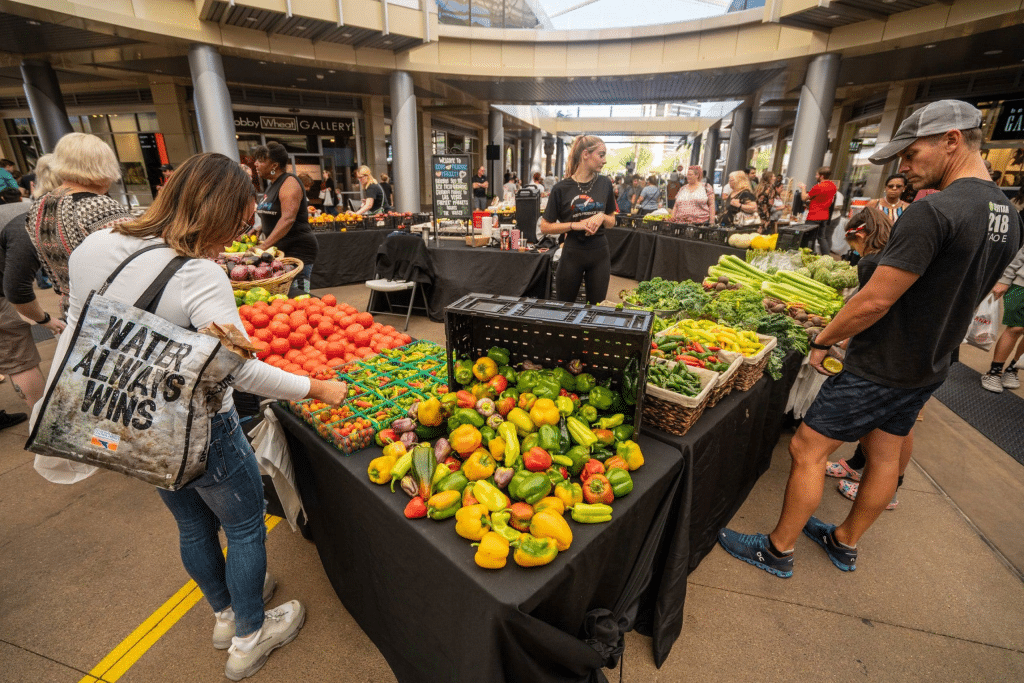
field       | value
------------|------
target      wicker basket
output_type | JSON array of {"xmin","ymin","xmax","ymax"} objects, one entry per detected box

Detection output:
[
  {"xmin": 642, "ymin": 361, "xmax": 718, "ymax": 436},
  {"xmin": 707, "ymin": 354, "xmax": 744, "ymax": 407},
  {"xmin": 720, "ymin": 334, "xmax": 777, "ymax": 392},
  {"xmin": 229, "ymin": 257, "xmax": 305, "ymax": 296}
]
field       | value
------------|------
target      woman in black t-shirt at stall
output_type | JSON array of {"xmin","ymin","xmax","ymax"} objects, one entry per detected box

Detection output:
[
  {"xmin": 540, "ymin": 135, "xmax": 616, "ymax": 304},
  {"xmin": 354, "ymin": 165, "xmax": 388, "ymax": 215}
]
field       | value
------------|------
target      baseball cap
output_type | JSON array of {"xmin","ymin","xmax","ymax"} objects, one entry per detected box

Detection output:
[{"xmin": 868, "ymin": 100, "xmax": 982, "ymax": 164}]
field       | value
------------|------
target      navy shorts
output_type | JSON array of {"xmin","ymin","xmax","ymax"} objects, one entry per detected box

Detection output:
[{"xmin": 803, "ymin": 371, "xmax": 942, "ymax": 442}]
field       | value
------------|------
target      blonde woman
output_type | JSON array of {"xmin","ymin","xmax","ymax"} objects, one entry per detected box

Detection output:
[
  {"xmin": 26, "ymin": 133, "xmax": 133, "ymax": 315},
  {"xmin": 354, "ymin": 165, "xmax": 388, "ymax": 215},
  {"xmin": 539, "ymin": 135, "xmax": 616, "ymax": 304},
  {"xmin": 719, "ymin": 170, "xmax": 757, "ymax": 226}
]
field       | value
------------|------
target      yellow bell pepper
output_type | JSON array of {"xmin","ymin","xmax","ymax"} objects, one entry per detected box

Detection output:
[
  {"xmin": 455, "ymin": 504, "xmax": 491, "ymax": 541},
  {"xmin": 489, "ymin": 435, "xmax": 506, "ymax": 461},
  {"xmin": 450, "ymin": 423, "xmax": 482, "ymax": 455},
  {"xmin": 528, "ymin": 398, "xmax": 560, "ymax": 427},
  {"xmin": 367, "ymin": 454, "xmax": 396, "ymax": 485},
  {"xmin": 472, "ymin": 356, "xmax": 498, "ymax": 382},
  {"xmin": 513, "ymin": 533, "xmax": 558, "ymax": 567},
  {"xmin": 530, "ymin": 509, "xmax": 573, "ymax": 552},
  {"xmin": 533, "ymin": 496, "xmax": 565, "ymax": 516},
  {"xmin": 473, "ymin": 531, "xmax": 510, "ymax": 569},
  {"xmin": 382, "ymin": 441, "xmax": 407, "ymax": 460},
  {"xmin": 463, "ymin": 448, "xmax": 496, "ymax": 481},
  {"xmin": 472, "ymin": 479, "xmax": 509, "ymax": 512},
  {"xmin": 554, "ymin": 480, "xmax": 583, "ymax": 510},
  {"xmin": 416, "ymin": 397, "xmax": 444, "ymax": 427},
  {"xmin": 616, "ymin": 440, "xmax": 645, "ymax": 471}
]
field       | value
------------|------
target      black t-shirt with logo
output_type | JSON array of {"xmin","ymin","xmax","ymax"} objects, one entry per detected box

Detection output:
[
  {"xmin": 472, "ymin": 174, "xmax": 487, "ymax": 198},
  {"xmin": 543, "ymin": 176, "xmax": 616, "ymax": 251},
  {"xmin": 844, "ymin": 178, "xmax": 1021, "ymax": 388}
]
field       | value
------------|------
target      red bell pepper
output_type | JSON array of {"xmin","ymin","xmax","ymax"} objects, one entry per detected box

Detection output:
[
  {"xmin": 404, "ymin": 496, "xmax": 427, "ymax": 519},
  {"xmin": 583, "ymin": 474, "xmax": 614, "ymax": 504},
  {"xmin": 581, "ymin": 459, "xmax": 605, "ymax": 482},
  {"xmin": 456, "ymin": 390, "xmax": 477, "ymax": 408},
  {"xmin": 523, "ymin": 447, "xmax": 553, "ymax": 472},
  {"xmin": 488, "ymin": 374, "xmax": 509, "ymax": 394}
]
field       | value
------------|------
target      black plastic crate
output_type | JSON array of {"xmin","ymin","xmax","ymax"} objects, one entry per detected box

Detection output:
[
  {"xmin": 777, "ymin": 223, "xmax": 817, "ymax": 250},
  {"xmin": 364, "ymin": 214, "xmax": 392, "ymax": 230},
  {"xmin": 413, "ymin": 212, "xmax": 432, "ymax": 225},
  {"xmin": 444, "ymin": 294, "xmax": 653, "ymax": 429},
  {"xmin": 614, "ymin": 213, "xmax": 630, "ymax": 228}
]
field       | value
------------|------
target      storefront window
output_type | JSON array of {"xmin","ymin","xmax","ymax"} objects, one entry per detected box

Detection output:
[{"xmin": 843, "ymin": 119, "xmax": 880, "ymax": 197}]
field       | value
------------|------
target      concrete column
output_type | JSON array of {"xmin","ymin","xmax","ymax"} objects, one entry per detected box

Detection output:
[
  {"xmin": 531, "ymin": 128, "xmax": 543, "ymax": 178},
  {"xmin": 149, "ymin": 80, "xmax": 196, "ymax": 164},
  {"xmin": 788, "ymin": 52, "xmax": 840, "ymax": 188},
  {"xmin": 702, "ymin": 125, "xmax": 720, "ymax": 183},
  {"xmin": 519, "ymin": 138, "xmax": 529, "ymax": 180},
  {"xmin": 187, "ymin": 44, "xmax": 238, "ymax": 161},
  {"xmin": 20, "ymin": 60, "xmax": 73, "ymax": 153},
  {"xmin": 489, "ymin": 108, "xmax": 503, "ymax": 196},
  {"xmin": 389, "ymin": 70, "xmax": 420, "ymax": 212},
  {"xmin": 863, "ymin": 82, "xmax": 914, "ymax": 198},
  {"xmin": 726, "ymin": 105, "xmax": 752, "ymax": 175},
  {"xmin": 689, "ymin": 134, "xmax": 702, "ymax": 166},
  {"xmin": 555, "ymin": 138, "xmax": 565, "ymax": 178},
  {"xmin": 363, "ymin": 96, "xmax": 387, "ymax": 172},
  {"xmin": 419, "ymin": 109, "xmax": 433, "ymax": 209},
  {"xmin": 543, "ymin": 136, "xmax": 554, "ymax": 175},
  {"xmin": 767, "ymin": 127, "xmax": 786, "ymax": 176}
]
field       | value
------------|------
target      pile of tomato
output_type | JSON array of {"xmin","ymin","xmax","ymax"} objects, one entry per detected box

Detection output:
[{"xmin": 236, "ymin": 293, "xmax": 414, "ymax": 378}]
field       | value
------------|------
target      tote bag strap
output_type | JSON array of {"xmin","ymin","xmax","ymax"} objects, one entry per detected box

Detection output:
[
  {"xmin": 97, "ymin": 243, "xmax": 169, "ymax": 296},
  {"xmin": 96, "ymin": 242, "xmax": 192, "ymax": 315}
]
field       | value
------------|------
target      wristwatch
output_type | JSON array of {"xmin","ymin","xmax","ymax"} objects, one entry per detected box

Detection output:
[
  {"xmin": 808, "ymin": 339, "xmax": 831, "ymax": 351},
  {"xmin": 36, "ymin": 312, "xmax": 51, "ymax": 325}
]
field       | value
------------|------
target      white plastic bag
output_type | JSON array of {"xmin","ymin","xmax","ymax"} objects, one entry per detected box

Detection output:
[
  {"xmin": 964, "ymin": 294, "xmax": 999, "ymax": 351},
  {"xmin": 249, "ymin": 403, "xmax": 306, "ymax": 532}
]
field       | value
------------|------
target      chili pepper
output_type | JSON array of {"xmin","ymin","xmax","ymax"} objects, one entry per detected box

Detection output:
[
  {"xmin": 607, "ymin": 468, "xmax": 634, "ymax": 498},
  {"xmin": 583, "ymin": 474, "xmax": 614, "ymax": 504},
  {"xmin": 473, "ymin": 357, "xmax": 498, "ymax": 382},
  {"xmin": 436, "ymin": 470, "xmax": 469, "ymax": 493},
  {"xmin": 612, "ymin": 425, "xmax": 634, "ymax": 442},
  {"xmin": 472, "ymin": 531, "xmax": 509, "ymax": 569},
  {"xmin": 463, "ymin": 448, "xmax": 496, "ymax": 481},
  {"xmin": 400, "ymin": 474, "xmax": 418, "ymax": 497},
  {"xmin": 529, "ymin": 398, "xmax": 560, "ymax": 427},
  {"xmin": 506, "ymin": 407, "xmax": 535, "ymax": 437},
  {"xmin": 490, "ymin": 510, "xmax": 521, "ymax": 544},
  {"xmin": 517, "ymin": 392, "xmax": 537, "ymax": 411},
  {"xmin": 578, "ymin": 404, "xmax": 598, "ymax": 424},
  {"xmin": 367, "ymin": 455, "xmax": 396, "ymax": 485},
  {"xmin": 621, "ymin": 355, "xmax": 639, "ymax": 407},
  {"xmin": 449, "ymin": 423, "xmax": 482, "ymax": 455},
  {"xmin": 566, "ymin": 416, "xmax": 598, "ymax": 447},
  {"xmin": 571, "ymin": 503, "xmax": 613, "ymax": 524},
  {"xmin": 426, "ymin": 490, "xmax": 462, "ymax": 520},
  {"xmin": 616, "ymin": 440, "xmax": 645, "ymax": 470},
  {"xmin": 533, "ymin": 496, "xmax": 565, "ymax": 516},
  {"xmin": 513, "ymin": 534, "xmax": 558, "ymax": 567},
  {"xmin": 596, "ymin": 414, "xmax": 625, "ymax": 430},
  {"xmin": 523, "ymin": 447, "xmax": 552, "ymax": 472},
  {"xmin": 486, "ymin": 346, "xmax": 510, "ymax": 367},
  {"xmin": 592, "ymin": 428, "xmax": 615, "ymax": 447},
  {"xmin": 389, "ymin": 451, "xmax": 413, "ymax": 492},
  {"xmin": 530, "ymin": 509, "xmax": 573, "ymax": 551},
  {"xmin": 550, "ymin": 454, "xmax": 573, "ymax": 468},
  {"xmin": 554, "ymin": 480, "xmax": 583, "ymax": 509},
  {"xmin": 473, "ymin": 479, "xmax": 510, "ymax": 512},
  {"xmin": 455, "ymin": 504, "xmax": 491, "ymax": 541},
  {"xmin": 581, "ymin": 459, "xmax": 605, "ymax": 482},
  {"xmin": 497, "ymin": 421, "xmax": 520, "ymax": 467},
  {"xmin": 411, "ymin": 444, "xmax": 436, "ymax": 501},
  {"xmin": 404, "ymin": 496, "xmax": 427, "ymax": 519}
]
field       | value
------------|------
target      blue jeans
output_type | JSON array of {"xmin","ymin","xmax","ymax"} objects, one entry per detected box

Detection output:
[{"xmin": 158, "ymin": 407, "xmax": 267, "ymax": 636}]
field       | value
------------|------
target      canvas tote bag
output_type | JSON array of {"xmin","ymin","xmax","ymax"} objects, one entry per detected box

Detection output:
[{"xmin": 26, "ymin": 244, "xmax": 245, "ymax": 490}]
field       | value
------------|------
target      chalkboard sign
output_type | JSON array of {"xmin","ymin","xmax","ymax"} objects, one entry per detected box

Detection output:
[
  {"xmin": 992, "ymin": 99, "xmax": 1024, "ymax": 141},
  {"xmin": 431, "ymin": 154, "xmax": 471, "ymax": 221}
]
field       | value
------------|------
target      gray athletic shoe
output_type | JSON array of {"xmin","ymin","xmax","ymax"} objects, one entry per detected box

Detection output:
[
  {"xmin": 981, "ymin": 372, "xmax": 1004, "ymax": 393},
  {"xmin": 213, "ymin": 571, "xmax": 277, "ymax": 649},
  {"xmin": 1002, "ymin": 368, "xmax": 1020, "ymax": 389},
  {"xmin": 224, "ymin": 600, "xmax": 306, "ymax": 681}
]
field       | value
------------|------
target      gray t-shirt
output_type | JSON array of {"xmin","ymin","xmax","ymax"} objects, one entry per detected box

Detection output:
[{"xmin": 845, "ymin": 178, "xmax": 1021, "ymax": 388}]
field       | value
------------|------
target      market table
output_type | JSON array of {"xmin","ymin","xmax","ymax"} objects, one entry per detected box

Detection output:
[
  {"xmin": 311, "ymin": 230, "xmax": 388, "ymax": 288},
  {"xmin": 605, "ymin": 229, "xmax": 746, "ymax": 284},
  {"xmin": 607, "ymin": 228, "xmax": 657, "ymax": 281},
  {"xmin": 274, "ymin": 404, "xmax": 683, "ymax": 683},
  {"xmin": 636, "ymin": 351, "xmax": 804, "ymax": 666}
]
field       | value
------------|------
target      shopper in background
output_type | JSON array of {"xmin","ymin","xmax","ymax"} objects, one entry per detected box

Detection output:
[
  {"xmin": 719, "ymin": 170, "xmax": 757, "ymax": 226},
  {"xmin": 981, "ymin": 241, "xmax": 1024, "ymax": 393},
  {"xmin": 471, "ymin": 165, "xmax": 489, "ymax": 211},
  {"xmin": 379, "ymin": 173, "xmax": 394, "ymax": 209},
  {"xmin": 527, "ymin": 172, "xmax": 545, "ymax": 195},
  {"xmin": 614, "ymin": 175, "xmax": 633, "ymax": 214},
  {"xmin": 798, "ymin": 166, "xmax": 838, "ymax": 255},
  {"xmin": 352, "ymin": 165, "xmax": 388, "ymax": 216},
  {"xmin": 0, "ymin": 159, "xmax": 20, "ymax": 203},
  {"xmin": 755, "ymin": 170, "xmax": 779, "ymax": 233},
  {"xmin": 669, "ymin": 165, "xmax": 715, "ymax": 225},
  {"xmin": 540, "ymin": 135, "xmax": 615, "ymax": 305},
  {"xmin": 297, "ymin": 173, "xmax": 317, "ymax": 215},
  {"xmin": 253, "ymin": 142, "xmax": 318, "ymax": 296},
  {"xmin": 746, "ymin": 166, "xmax": 759, "ymax": 187},
  {"xmin": 719, "ymin": 100, "xmax": 1021, "ymax": 579},
  {"xmin": 502, "ymin": 175, "xmax": 517, "ymax": 203},
  {"xmin": 870, "ymin": 173, "xmax": 910, "ymax": 222},
  {"xmin": 155, "ymin": 163, "xmax": 174, "ymax": 197},
  {"xmin": 26, "ymin": 133, "xmax": 133, "ymax": 316},
  {"xmin": 634, "ymin": 175, "xmax": 660, "ymax": 216},
  {"xmin": 52, "ymin": 153, "xmax": 349, "ymax": 680}
]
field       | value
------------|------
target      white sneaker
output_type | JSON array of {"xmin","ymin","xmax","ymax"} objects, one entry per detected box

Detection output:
[
  {"xmin": 224, "ymin": 600, "xmax": 306, "ymax": 681},
  {"xmin": 981, "ymin": 373, "xmax": 1004, "ymax": 393},
  {"xmin": 213, "ymin": 571, "xmax": 277, "ymax": 649},
  {"xmin": 1002, "ymin": 368, "xmax": 1020, "ymax": 389}
]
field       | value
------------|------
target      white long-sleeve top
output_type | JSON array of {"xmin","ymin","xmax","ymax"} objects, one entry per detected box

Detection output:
[{"xmin": 53, "ymin": 228, "xmax": 310, "ymax": 413}]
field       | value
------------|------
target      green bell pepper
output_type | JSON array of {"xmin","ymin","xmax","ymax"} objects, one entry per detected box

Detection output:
[
  {"xmin": 435, "ymin": 470, "xmax": 470, "ymax": 493},
  {"xmin": 454, "ymin": 359, "xmax": 474, "ymax": 386},
  {"xmin": 500, "ymin": 388, "xmax": 520, "ymax": 401},
  {"xmin": 578, "ymin": 404, "xmax": 598, "ymax": 424},
  {"xmin": 565, "ymin": 445, "xmax": 591, "ymax": 477},
  {"xmin": 590, "ymin": 446, "xmax": 614, "ymax": 463},
  {"xmin": 575, "ymin": 373, "xmax": 597, "ymax": 393},
  {"xmin": 521, "ymin": 432, "xmax": 539, "ymax": 452},
  {"xmin": 479, "ymin": 425, "xmax": 496, "ymax": 447},
  {"xmin": 532, "ymin": 375, "xmax": 561, "ymax": 401},
  {"xmin": 596, "ymin": 413, "xmax": 624, "ymax": 430},
  {"xmin": 515, "ymin": 369, "xmax": 541, "ymax": 394},
  {"xmin": 545, "ymin": 467, "xmax": 566, "ymax": 489},
  {"xmin": 452, "ymin": 407, "xmax": 485, "ymax": 428},
  {"xmin": 487, "ymin": 346, "xmax": 510, "ymax": 367},
  {"xmin": 508, "ymin": 469, "xmax": 531, "ymax": 500},
  {"xmin": 612, "ymin": 425, "xmax": 635, "ymax": 442},
  {"xmin": 554, "ymin": 396, "xmax": 574, "ymax": 418},
  {"xmin": 537, "ymin": 424, "xmax": 561, "ymax": 452},
  {"xmin": 498, "ymin": 365, "xmax": 517, "ymax": 384},
  {"xmin": 588, "ymin": 386, "xmax": 615, "ymax": 410},
  {"xmin": 517, "ymin": 472, "xmax": 552, "ymax": 504},
  {"xmin": 552, "ymin": 367, "xmax": 576, "ymax": 392},
  {"xmin": 607, "ymin": 468, "xmax": 633, "ymax": 498}
]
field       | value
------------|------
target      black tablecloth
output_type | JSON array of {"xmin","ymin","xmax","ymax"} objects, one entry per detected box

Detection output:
[
  {"xmin": 636, "ymin": 351, "xmax": 803, "ymax": 665},
  {"xmin": 311, "ymin": 230, "xmax": 388, "ymax": 288},
  {"xmin": 275, "ymin": 406, "xmax": 684, "ymax": 683},
  {"xmin": 605, "ymin": 229, "xmax": 746, "ymax": 284}
]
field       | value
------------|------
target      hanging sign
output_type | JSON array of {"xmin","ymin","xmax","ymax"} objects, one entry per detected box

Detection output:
[
  {"xmin": 232, "ymin": 111, "xmax": 355, "ymax": 137},
  {"xmin": 431, "ymin": 154, "xmax": 471, "ymax": 221},
  {"xmin": 992, "ymin": 100, "xmax": 1024, "ymax": 141}
]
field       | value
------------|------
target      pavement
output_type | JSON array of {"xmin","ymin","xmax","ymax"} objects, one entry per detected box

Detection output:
[{"xmin": 1, "ymin": 276, "xmax": 1022, "ymax": 683}]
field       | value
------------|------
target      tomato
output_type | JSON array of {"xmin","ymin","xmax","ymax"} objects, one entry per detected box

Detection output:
[
  {"xmin": 238, "ymin": 305, "xmax": 255, "ymax": 320},
  {"xmin": 287, "ymin": 332, "xmax": 306, "ymax": 349},
  {"xmin": 321, "ymin": 294, "xmax": 337, "ymax": 307},
  {"xmin": 355, "ymin": 312, "xmax": 374, "ymax": 327},
  {"xmin": 254, "ymin": 328, "xmax": 274, "ymax": 343},
  {"xmin": 296, "ymin": 324, "xmax": 314, "ymax": 338},
  {"xmin": 242, "ymin": 321, "xmax": 256, "ymax": 336}
]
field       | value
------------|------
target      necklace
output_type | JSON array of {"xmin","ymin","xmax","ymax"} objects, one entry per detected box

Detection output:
[{"xmin": 572, "ymin": 173, "xmax": 597, "ymax": 195}]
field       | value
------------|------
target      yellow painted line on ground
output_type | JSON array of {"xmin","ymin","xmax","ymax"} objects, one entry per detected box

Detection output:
[{"xmin": 79, "ymin": 514, "xmax": 283, "ymax": 683}]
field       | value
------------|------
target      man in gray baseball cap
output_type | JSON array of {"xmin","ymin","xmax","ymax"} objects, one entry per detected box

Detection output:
[{"xmin": 719, "ymin": 99, "xmax": 1022, "ymax": 579}]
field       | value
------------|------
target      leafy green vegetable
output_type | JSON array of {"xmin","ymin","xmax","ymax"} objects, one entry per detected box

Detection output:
[
  {"xmin": 704, "ymin": 288, "xmax": 768, "ymax": 329},
  {"xmin": 755, "ymin": 313, "xmax": 809, "ymax": 380},
  {"xmin": 622, "ymin": 278, "xmax": 711, "ymax": 315}
]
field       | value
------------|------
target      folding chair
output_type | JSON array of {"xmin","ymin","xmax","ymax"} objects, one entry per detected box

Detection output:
[{"xmin": 365, "ymin": 234, "xmax": 433, "ymax": 331}]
